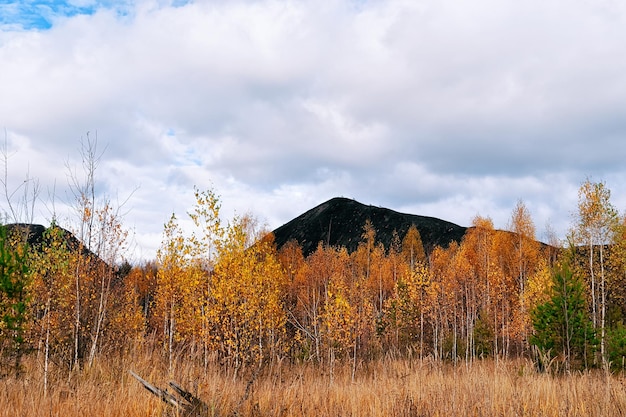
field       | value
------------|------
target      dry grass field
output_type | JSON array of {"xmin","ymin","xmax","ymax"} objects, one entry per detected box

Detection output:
[{"xmin": 2, "ymin": 350, "xmax": 626, "ymax": 417}]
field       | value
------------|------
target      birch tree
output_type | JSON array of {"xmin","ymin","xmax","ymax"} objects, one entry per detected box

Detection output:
[
  {"xmin": 209, "ymin": 216, "xmax": 287, "ymax": 371},
  {"xmin": 155, "ymin": 214, "xmax": 204, "ymax": 373},
  {"xmin": 576, "ymin": 179, "xmax": 618, "ymax": 366},
  {"xmin": 401, "ymin": 224, "xmax": 426, "ymax": 269}
]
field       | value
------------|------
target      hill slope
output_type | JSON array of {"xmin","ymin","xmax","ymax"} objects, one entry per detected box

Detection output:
[
  {"xmin": 4, "ymin": 223, "xmax": 109, "ymax": 265},
  {"xmin": 272, "ymin": 197, "xmax": 467, "ymax": 256}
]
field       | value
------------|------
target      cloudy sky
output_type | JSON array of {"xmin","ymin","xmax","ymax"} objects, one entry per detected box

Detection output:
[{"xmin": 1, "ymin": 0, "xmax": 626, "ymax": 261}]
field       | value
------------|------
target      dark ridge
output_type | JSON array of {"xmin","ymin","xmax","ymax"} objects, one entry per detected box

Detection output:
[
  {"xmin": 3, "ymin": 223, "xmax": 105, "ymax": 262},
  {"xmin": 3, "ymin": 223, "xmax": 47, "ymax": 246},
  {"xmin": 272, "ymin": 197, "xmax": 467, "ymax": 256}
]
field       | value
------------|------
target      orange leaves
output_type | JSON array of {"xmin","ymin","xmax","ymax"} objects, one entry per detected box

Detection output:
[
  {"xmin": 401, "ymin": 225, "xmax": 426, "ymax": 268},
  {"xmin": 81, "ymin": 204, "xmax": 92, "ymax": 225}
]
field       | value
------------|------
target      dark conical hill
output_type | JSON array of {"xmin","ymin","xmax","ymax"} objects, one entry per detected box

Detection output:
[{"xmin": 272, "ymin": 197, "xmax": 467, "ymax": 256}]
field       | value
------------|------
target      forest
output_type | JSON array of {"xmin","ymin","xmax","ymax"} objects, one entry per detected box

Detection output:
[
  {"xmin": 3, "ymin": 176, "xmax": 622, "ymax": 374},
  {"xmin": 1, "ymin": 140, "xmax": 626, "ymax": 416}
]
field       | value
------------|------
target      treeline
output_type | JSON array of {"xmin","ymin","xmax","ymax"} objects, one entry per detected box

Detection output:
[{"xmin": 1, "ymin": 174, "xmax": 626, "ymax": 377}]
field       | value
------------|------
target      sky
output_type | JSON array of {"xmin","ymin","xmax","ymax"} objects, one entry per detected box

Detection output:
[{"xmin": 1, "ymin": 0, "xmax": 626, "ymax": 261}]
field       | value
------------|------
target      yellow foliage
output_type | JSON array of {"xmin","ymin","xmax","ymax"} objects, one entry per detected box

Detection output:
[
  {"xmin": 207, "ymin": 215, "xmax": 287, "ymax": 367},
  {"xmin": 523, "ymin": 258, "xmax": 552, "ymax": 325}
]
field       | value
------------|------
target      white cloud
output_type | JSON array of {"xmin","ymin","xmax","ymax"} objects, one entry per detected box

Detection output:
[{"xmin": 2, "ymin": 0, "xmax": 626, "ymax": 259}]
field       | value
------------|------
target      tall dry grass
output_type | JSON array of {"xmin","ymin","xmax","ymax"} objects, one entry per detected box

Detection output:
[{"xmin": 2, "ymin": 348, "xmax": 626, "ymax": 416}]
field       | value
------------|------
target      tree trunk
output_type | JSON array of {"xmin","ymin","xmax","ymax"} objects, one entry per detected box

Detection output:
[
  {"xmin": 89, "ymin": 269, "xmax": 112, "ymax": 367},
  {"xmin": 600, "ymin": 243, "xmax": 606, "ymax": 369},
  {"xmin": 74, "ymin": 261, "xmax": 81, "ymax": 371},
  {"xmin": 44, "ymin": 298, "xmax": 51, "ymax": 398}
]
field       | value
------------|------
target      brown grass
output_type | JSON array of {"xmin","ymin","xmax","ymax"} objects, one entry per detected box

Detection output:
[{"xmin": 2, "ymin": 350, "xmax": 626, "ymax": 417}]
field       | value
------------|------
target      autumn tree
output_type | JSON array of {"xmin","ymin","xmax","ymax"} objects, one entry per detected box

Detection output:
[
  {"xmin": 357, "ymin": 219, "xmax": 376, "ymax": 283},
  {"xmin": 153, "ymin": 190, "xmax": 288, "ymax": 373},
  {"xmin": 188, "ymin": 186, "xmax": 222, "ymax": 270},
  {"xmin": 608, "ymin": 216, "xmax": 626, "ymax": 322},
  {"xmin": 285, "ymin": 243, "xmax": 353, "ymax": 364},
  {"xmin": 401, "ymin": 224, "xmax": 426, "ymax": 269},
  {"xmin": 85, "ymin": 202, "xmax": 130, "ymax": 366},
  {"xmin": 99, "ymin": 264, "xmax": 145, "ymax": 355},
  {"xmin": 575, "ymin": 179, "xmax": 618, "ymax": 366},
  {"xmin": 506, "ymin": 200, "xmax": 540, "ymax": 348},
  {"xmin": 154, "ymin": 214, "xmax": 204, "ymax": 373},
  {"xmin": 322, "ymin": 263, "xmax": 356, "ymax": 369},
  {"xmin": 208, "ymin": 215, "xmax": 287, "ymax": 371},
  {"xmin": 523, "ymin": 258, "xmax": 553, "ymax": 333},
  {"xmin": 187, "ymin": 186, "xmax": 223, "ymax": 368},
  {"xmin": 349, "ymin": 222, "xmax": 392, "ymax": 369},
  {"xmin": 383, "ymin": 260, "xmax": 435, "ymax": 356},
  {"xmin": 53, "ymin": 134, "xmax": 134, "ymax": 368},
  {"xmin": 28, "ymin": 225, "xmax": 79, "ymax": 388},
  {"xmin": 430, "ymin": 239, "xmax": 488, "ymax": 361},
  {"xmin": 449, "ymin": 213, "xmax": 537, "ymax": 359},
  {"xmin": 599, "ymin": 213, "xmax": 626, "ymax": 370},
  {"xmin": 281, "ymin": 240, "xmax": 323, "ymax": 361},
  {"xmin": 27, "ymin": 224, "xmax": 141, "ymax": 383},
  {"xmin": 124, "ymin": 261, "xmax": 158, "ymax": 325},
  {"xmin": 459, "ymin": 216, "xmax": 500, "ymax": 357}
]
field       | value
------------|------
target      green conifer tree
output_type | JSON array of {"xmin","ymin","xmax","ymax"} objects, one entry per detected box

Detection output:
[
  {"xmin": 530, "ymin": 260, "xmax": 596, "ymax": 371},
  {"xmin": 0, "ymin": 225, "xmax": 30, "ymax": 375}
]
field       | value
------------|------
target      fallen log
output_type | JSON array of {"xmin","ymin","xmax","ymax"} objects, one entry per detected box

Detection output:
[{"xmin": 130, "ymin": 370, "xmax": 210, "ymax": 417}]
